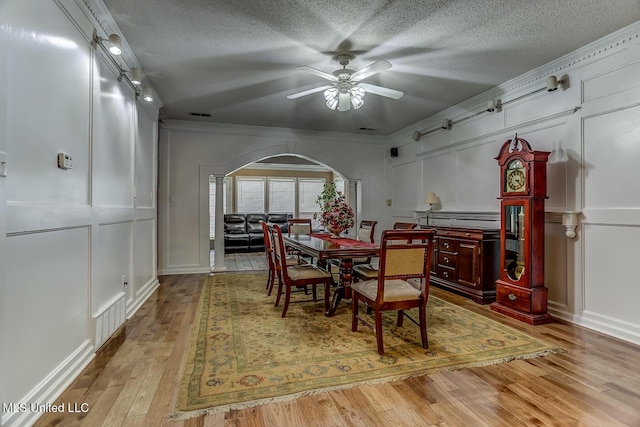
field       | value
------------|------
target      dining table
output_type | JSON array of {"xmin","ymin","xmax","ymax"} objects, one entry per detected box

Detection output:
[{"xmin": 282, "ymin": 232, "xmax": 379, "ymax": 316}]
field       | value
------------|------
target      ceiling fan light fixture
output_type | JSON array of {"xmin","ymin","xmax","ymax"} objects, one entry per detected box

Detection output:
[
  {"xmin": 323, "ymin": 87, "xmax": 339, "ymax": 110},
  {"xmin": 350, "ymin": 96, "xmax": 364, "ymax": 110},
  {"xmin": 289, "ymin": 54, "xmax": 401, "ymax": 112},
  {"xmin": 324, "ymin": 87, "xmax": 338, "ymax": 101},
  {"xmin": 325, "ymin": 97, "xmax": 338, "ymax": 110},
  {"xmin": 349, "ymin": 85, "xmax": 365, "ymax": 109}
]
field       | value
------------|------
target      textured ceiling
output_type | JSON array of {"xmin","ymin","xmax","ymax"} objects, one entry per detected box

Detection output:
[{"xmin": 103, "ymin": 0, "xmax": 640, "ymax": 135}]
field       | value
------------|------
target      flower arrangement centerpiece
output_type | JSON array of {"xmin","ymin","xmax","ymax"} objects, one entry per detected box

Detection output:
[{"xmin": 315, "ymin": 182, "xmax": 355, "ymax": 238}]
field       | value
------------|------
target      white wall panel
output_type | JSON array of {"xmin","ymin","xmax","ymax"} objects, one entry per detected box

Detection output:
[
  {"xmin": 456, "ymin": 139, "xmax": 501, "ymax": 211},
  {"xmin": 544, "ymin": 222, "xmax": 568, "ymax": 306},
  {"xmin": 584, "ymin": 224, "xmax": 640, "ymax": 325},
  {"xmin": 93, "ymin": 55, "xmax": 135, "ymax": 208},
  {"xmin": 420, "ymin": 153, "xmax": 457, "ymax": 210},
  {"xmin": 391, "ymin": 160, "xmax": 420, "ymax": 213},
  {"xmin": 135, "ymin": 107, "xmax": 156, "ymax": 209},
  {"xmin": 583, "ymin": 54, "xmax": 640, "ymax": 103},
  {"xmin": 5, "ymin": 228, "xmax": 90, "ymax": 402},
  {"xmin": 133, "ymin": 218, "xmax": 155, "ymax": 295},
  {"xmin": 5, "ymin": 1, "xmax": 91, "ymax": 205},
  {"xmin": 505, "ymin": 91, "xmax": 567, "ymax": 127},
  {"xmin": 93, "ymin": 222, "xmax": 132, "ymax": 314},
  {"xmin": 583, "ymin": 105, "xmax": 640, "ymax": 210}
]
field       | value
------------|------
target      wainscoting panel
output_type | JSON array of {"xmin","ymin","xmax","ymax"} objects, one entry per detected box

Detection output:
[
  {"xmin": 92, "ymin": 221, "xmax": 133, "ymax": 315},
  {"xmin": 420, "ymin": 152, "xmax": 457, "ymax": 209},
  {"xmin": 4, "ymin": 227, "xmax": 90, "ymax": 404},
  {"xmin": 391, "ymin": 159, "xmax": 421, "ymax": 214},
  {"xmin": 456, "ymin": 139, "xmax": 501, "ymax": 211},
  {"xmin": 133, "ymin": 218, "xmax": 156, "ymax": 299},
  {"xmin": 582, "ymin": 224, "xmax": 640, "ymax": 344},
  {"xmin": 583, "ymin": 105, "xmax": 640, "ymax": 211}
]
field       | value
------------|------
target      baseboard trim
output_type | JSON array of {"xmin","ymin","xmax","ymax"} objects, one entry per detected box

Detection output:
[
  {"xmin": 2, "ymin": 340, "xmax": 94, "ymax": 427},
  {"xmin": 157, "ymin": 267, "xmax": 211, "ymax": 275},
  {"xmin": 127, "ymin": 277, "xmax": 160, "ymax": 318}
]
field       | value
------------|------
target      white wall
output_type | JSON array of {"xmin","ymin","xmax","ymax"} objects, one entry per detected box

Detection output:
[
  {"xmin": 157, "ymin": 124, "xmax": 389, "ymax": 274},
  {"xmin": 0, "ymin": 1, "xmax": 160, "ymax": 426},
  {"xmin": 0, "ymin": 0, "xmax": 9, "ymax": 417},
  {"xmin": 386, "ymin": 22, "xmax": 640, "ymax": 345}
]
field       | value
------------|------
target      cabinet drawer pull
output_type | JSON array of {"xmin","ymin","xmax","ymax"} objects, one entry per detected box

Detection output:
[
  {"xmin": 444, "ymin": 256, "xmax": 449, "ymax": 263},
  {"xmin": 508, "ymin": 293, "xmax": 517, "ymax": 301},
  {"xmin": 443, "ymin": 272, "xmax": 449, "ymax": 278},
  {"xmin": 444, "ymin": 242, "xmax": 450, "ymax": 248},
  {"xmin": 465, "ymin": 233, "xmax": 471, "ymax": 237}
]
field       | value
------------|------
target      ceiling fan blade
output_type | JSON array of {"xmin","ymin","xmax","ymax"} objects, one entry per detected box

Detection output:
[
  {"xmin": 296, "ymin": 65, "xmax": 339, "ymax": 82},
  {"xmin": 351, "ymin": 59, "xmax": 392, "ymax": 81},
  {"xmin": 338, "ymin": 92, "xmax": 351, "ymax": 111},
  {"xmin": 287, "ymin": 85, "xmax": 333, "ymax": 99},
  {"xmin": 359, "ymin": 83, "xmax": 404, "ymax": 100}
]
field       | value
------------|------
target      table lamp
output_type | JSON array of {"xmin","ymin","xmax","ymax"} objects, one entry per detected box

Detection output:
[{"xmin": 424, "ymin": 192, "xmax": 439, "ymax": 226}]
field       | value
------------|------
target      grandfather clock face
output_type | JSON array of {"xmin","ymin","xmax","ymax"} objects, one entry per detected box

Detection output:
[{"xmin": 504, "ymin": 159, "xmax": 526, "ymax": 193}]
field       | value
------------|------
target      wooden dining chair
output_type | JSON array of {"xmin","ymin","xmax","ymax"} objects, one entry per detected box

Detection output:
[
  {"xmin": 328, "ymin": 220, "xmax": 377, "ymax": 278},
  {"xmin": 260, "ymin": 220, "xmax": 306, "ymax": 296},
  {"xmin": 287, "ymin": 218, "xmax": 312, "ymax": 235},
  {"xmin": 352, "ymin": 221, "xmax": 416, "ymax": 281},
  {"xmin": 271, "ymin": 224, "xmax": 332, "ymax": 317},
  {"xmin": 351, "ymin": 228, "xmax": 436, "ymax": 354},
  {"xmin": 287, "ymin": 218, "xmax": 313, "ymax": 262},
  {"xmin": 392, "ymin": 221, "xmax": 417, "ymax": 230}
]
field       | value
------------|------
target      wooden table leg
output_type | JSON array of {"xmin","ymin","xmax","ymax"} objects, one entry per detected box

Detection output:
[{"xmin": 325, "ymin": 258, "xmax": 352, "ymax": 317}]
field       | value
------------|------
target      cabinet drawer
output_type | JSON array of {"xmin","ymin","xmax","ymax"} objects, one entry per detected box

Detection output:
[
  {"xmin": 438, "ymin": 238, "xmax": 458, "ymax": 252},
  {"xmin": 438, "ymin": 252, "xmax": 457, "ymax": 268},
  {"xmin": 437, "ymin": 265, "xmax": 456, "ymax": 282},
  {"xmin": 496, "ymin": 285, "xmax": 531, "ymax": 312}
]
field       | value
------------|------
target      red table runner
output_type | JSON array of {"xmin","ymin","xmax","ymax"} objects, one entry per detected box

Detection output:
[{"xmin": 308, "ymin": 233, "xmax": 377, "ymax": 248}]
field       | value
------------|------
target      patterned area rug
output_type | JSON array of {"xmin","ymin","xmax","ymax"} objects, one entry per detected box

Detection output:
[{"xmin": 174, "ymin": 272, "xmax": 562, "ymax": 419}]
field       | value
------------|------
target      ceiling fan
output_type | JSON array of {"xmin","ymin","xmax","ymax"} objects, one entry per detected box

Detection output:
[{"xmin": 287, "ymin": 54, "xmax": 404, "ymax": 112}]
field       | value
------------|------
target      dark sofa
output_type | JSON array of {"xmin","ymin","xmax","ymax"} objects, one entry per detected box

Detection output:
[{"xmin": 223, "ymin": 213, "xmax": 292, "ymax": 252}]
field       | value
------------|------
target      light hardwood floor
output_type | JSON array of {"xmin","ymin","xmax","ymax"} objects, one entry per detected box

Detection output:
[{"xmin": 34, "ymin": 253, "xmax": 640, "ymax": 426}]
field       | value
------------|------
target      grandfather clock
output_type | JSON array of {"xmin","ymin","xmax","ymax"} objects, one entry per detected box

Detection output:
[{"xmin": 490, "ymin": 136, "xmax": 552, "ymax": 324}]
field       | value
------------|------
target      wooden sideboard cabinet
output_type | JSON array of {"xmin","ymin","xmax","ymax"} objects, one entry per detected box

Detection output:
[{"xmin": 425, "ymin": 226, "xmax": 500, "ymax": 304}]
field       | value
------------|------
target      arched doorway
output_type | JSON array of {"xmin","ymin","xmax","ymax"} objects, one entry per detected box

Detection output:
[{"xmin": 209, "ymin": 154, "xmax": 359, "ymax": 272}]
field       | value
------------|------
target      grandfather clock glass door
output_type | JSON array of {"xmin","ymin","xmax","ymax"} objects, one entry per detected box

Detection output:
[{"xmin": 503, "ymin": 202, "xmax": 529, "ymax": 285}]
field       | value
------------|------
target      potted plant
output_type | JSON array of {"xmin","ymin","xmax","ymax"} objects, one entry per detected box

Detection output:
[{"xmin": 315, "ymin": 182, "xmax": 355, "ymax": 237}]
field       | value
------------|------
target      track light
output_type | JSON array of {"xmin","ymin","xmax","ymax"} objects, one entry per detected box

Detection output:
[
  {"xmin": 142, "ymin": 87, "xmax": 154, "ymax": 102},
  {"xmin": 487, "ymin": 99, "xmax": 502, "ymax": 112},
  {"xmin": 411, "ymin": 73, "xmax": 572, "ymax": 143},
  {"xmin": 130, "ymin": 67, "xmax": 142, "ymax": 85},
  {"xmin": 107, "ymin": 34, "xmax": 122, "ymax": 55},
  {"xmin": 546, "ymin": 75, "xmax": 568, "ymax": 91}
]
